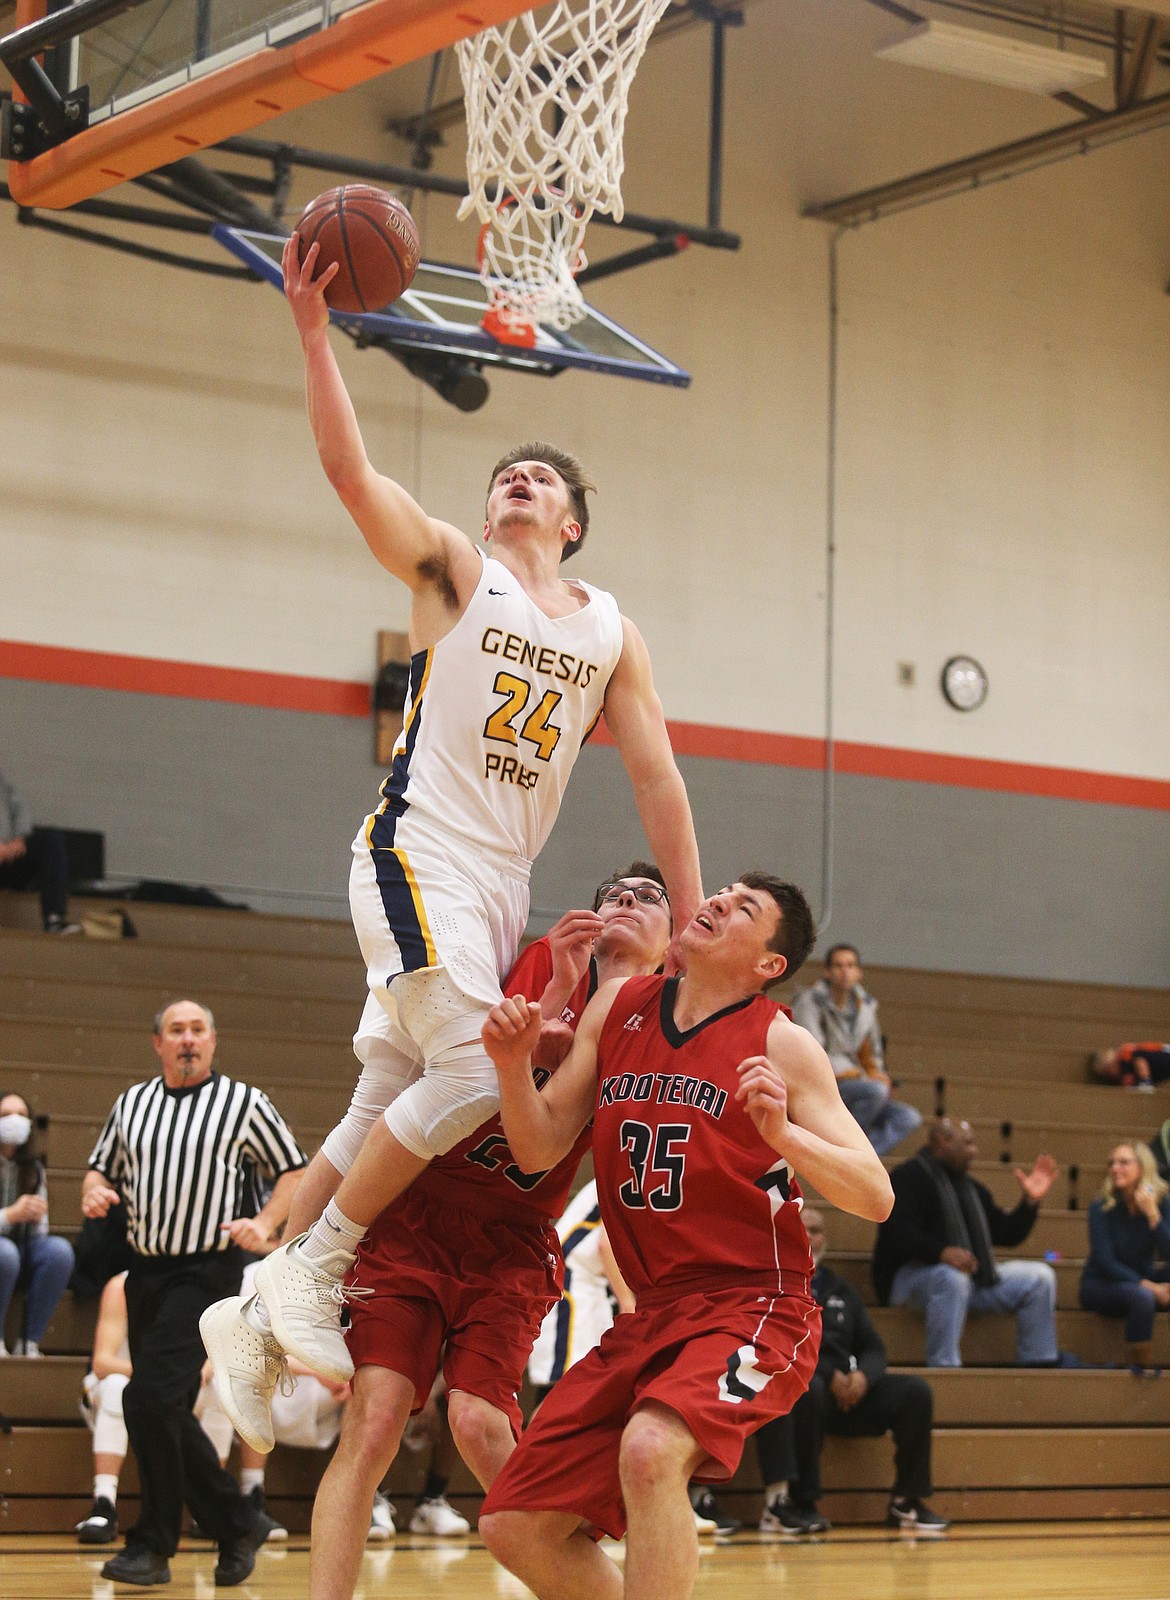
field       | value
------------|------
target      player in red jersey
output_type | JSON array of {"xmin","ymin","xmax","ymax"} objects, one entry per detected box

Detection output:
[
  {"xmin": 478, "ymin": 873, "xmax": 894, "ymax": 1600},
  {"xmin": 306, "ymin": 865, "xmax": 672, "ymax": 1600}
]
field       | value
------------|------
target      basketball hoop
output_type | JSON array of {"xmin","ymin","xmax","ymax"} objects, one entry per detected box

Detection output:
[
  {"xmin": 475, "ymin": 191, "xmax": 586, "ymax": 345},
  {"xmin": 456, "ymin": 0, "xmax": 673, "ymax": 333}
]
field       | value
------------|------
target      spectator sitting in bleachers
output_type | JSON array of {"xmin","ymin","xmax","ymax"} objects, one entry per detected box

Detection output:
[
  {"xmin": 872, "ymin": 1117, "xmax": 1060, "ymax": 1367},
  {"xmin": 1089, "ymin": 1044, "xmax": 1170, "ymax": 1092},
  {"xmin": 1078, "ymin": 1142, "xmax": 1170, "ymax": 1377},
  {"xmin": 0, "ymin": 1091, "xmax": 75, "ymax": 1357},
  {"xmin": 792, "ymin": 945, "xmax": 922, "ymax": 1157},
  {"xmin": 0, "ymin": 766, "xmax": 78, "ymax": 934}
]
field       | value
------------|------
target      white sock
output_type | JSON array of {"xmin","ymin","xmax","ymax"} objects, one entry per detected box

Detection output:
[
  {"xmin": 240, "ymin": 1467, "xmax": 265, "ymax": 1495},
  {"xmin": 765, "ymin": 1481, "xmax": 789, "ymax": 1504},
  {"xmin": 94, "ymin": 1474, "xmax": 119, "ymax": 1506},
  {"xmin": 298, "ymin": 1200, "xmax": 365, "ymax": 1266},
  {"xmin": 242, "ymin": 1292, "xmax": 273, "ymax": 1334}
]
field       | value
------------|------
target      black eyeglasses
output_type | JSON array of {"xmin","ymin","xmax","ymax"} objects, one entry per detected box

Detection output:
[{"xmin": 597, "ymin": 882, "xmax": 669, "ymax": 908}]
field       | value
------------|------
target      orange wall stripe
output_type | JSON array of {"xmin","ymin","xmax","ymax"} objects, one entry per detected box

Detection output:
[
  {"xmin": 0, "ymin": 639, "xmax": 369, "ymax": 717},
  {"xmin": 4, "ymin": 638, "xmax": 1169, "ymax": 810},
  {"xmin": 588, "ymin": 717, "xmax": 1170, "ymax": 813}
]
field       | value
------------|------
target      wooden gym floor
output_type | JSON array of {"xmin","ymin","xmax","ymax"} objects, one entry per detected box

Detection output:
[{"xmin": 3, "ymin": 1523, "xmax": 1169, "ymax": 1600}]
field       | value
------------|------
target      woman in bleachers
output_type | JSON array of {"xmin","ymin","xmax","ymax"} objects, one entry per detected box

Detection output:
[
  {"xmin": 0, "ymin": 1090, "xmax": 76, "ymax": 1356},
  {"xmin": 1079, "ymin": 1142, "xmax": 1170, "ymax": 1375}
]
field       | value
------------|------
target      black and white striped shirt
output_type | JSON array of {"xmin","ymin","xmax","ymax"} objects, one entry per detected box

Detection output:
[{"xmin": 87, "ymin": 1073, "xmax": 306, "ymax": 1257}]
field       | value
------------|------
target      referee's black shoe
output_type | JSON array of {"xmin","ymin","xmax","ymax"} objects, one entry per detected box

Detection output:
[
  {"xmin": 100, "ymin": 1543, "xmax": 172, "ymax": 1586},
  {"xmin": 214, "ymin": 1505, "xmax": 280, "ymax": 1587}
]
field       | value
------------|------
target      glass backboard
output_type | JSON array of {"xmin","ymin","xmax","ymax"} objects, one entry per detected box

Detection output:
[
  {"xmin": 213, "ymin": 225, "xmax": 692, "ymax": 386},
  {"xmin": 68, "ymin": 0, "xmax": 374, "ymax": 127}
]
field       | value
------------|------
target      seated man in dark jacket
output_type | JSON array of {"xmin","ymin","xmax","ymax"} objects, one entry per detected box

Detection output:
[
  {"xmin": 872, "ymin": 1118, "xmax": 1059, "ymax": 1367},
  {"xmin": 755, "ymin": 1209, "xmax": 948, "ymax": 1536}
]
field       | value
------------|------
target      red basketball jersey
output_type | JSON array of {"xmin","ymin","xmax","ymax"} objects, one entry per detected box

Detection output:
[
  {"xmin": 416, "ymin": 936, "xmax": 593, "ymax": 1220},
  {"xmin": 592, "ymin": 974, "xmax": 811, "ymax": 1302}
]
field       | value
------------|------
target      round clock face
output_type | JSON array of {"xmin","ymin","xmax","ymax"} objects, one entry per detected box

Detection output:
[{"xmin": 941, "ymin": 655, "xmax": 988, "ymax": 712}]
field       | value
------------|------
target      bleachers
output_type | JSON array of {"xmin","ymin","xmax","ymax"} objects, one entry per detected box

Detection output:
[{"xmin": 2, "ymin": 891, "xmax": 1169, "ymax": 1533}]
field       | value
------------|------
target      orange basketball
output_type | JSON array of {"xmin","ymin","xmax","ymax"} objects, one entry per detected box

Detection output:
[{"xmin": 295, "ymin": 185, "xmax": 421, "ymax": 314}]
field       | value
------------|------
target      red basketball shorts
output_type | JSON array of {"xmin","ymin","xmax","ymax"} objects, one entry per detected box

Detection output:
[
  {"xmin": 481, "ymin": 1283, "xmax": 821, "ymax": 1539},
  {"xmin": 346, "ymin": 1180, "xmax": 561, "ymax": 1437}
]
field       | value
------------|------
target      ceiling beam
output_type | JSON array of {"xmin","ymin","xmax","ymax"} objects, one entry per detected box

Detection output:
[
  {"xmin": 1118, "ymin": 14, "xmax": 1163, "ymax": 106},
  {"xmin": 804, "ymin": 88, "xmax": 1170, "ymax": 225}
]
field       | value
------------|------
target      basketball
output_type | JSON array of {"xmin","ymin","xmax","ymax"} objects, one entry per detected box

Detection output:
[{"xmin": 295, "ymin": 185, "xmax": 421, "ymax": 314}]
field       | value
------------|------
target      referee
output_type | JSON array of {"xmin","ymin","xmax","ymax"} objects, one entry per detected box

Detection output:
[{"xmin": 82, "ymin": 998, "xmax": 307, "ymax": 1587}]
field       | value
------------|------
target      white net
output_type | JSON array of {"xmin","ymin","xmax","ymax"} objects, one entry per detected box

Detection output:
[{"xmin": 456, "ymin": 0, "xmax": 673, "ymax": 334}]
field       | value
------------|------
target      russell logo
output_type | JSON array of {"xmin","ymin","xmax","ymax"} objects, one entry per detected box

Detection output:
[{"xmin": 623, "ymin": 1013, "xmax": 645, "ymax": 1032}]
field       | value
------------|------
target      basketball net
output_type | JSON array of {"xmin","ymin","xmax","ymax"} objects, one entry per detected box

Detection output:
[{"xmin": 456, "ymin": 0, "xmax": 673, "ymax": 339}]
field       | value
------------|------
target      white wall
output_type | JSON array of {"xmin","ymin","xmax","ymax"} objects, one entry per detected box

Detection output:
[{"xmin": 3, "ymin": 0, "xmax": 1170, "ymax": 778}]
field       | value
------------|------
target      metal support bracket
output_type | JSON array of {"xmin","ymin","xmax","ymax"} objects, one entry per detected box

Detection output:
[{"xmin": 2, "ymin": 80, "xmax": 88, "ymax": 159}]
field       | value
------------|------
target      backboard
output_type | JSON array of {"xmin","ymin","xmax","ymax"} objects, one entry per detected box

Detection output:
[{"xmin": 213, "ymin": 225, "xmax": 692, "ymax": 386}]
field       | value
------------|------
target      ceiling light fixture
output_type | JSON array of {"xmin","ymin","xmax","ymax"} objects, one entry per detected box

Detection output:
[{"xmin": 876, "ymin": 19, "xmax": 1108, "ymax": 96}]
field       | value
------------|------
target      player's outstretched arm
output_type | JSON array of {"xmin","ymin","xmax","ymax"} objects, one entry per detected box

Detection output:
[
  {"xmin": 282, "ymin": 235, "xmax": 478, "ymax": 596},
  {"xmin": 602, "ymin": 617, "xmax": 702, "ymax": 960},
  {"xmin": 483, "ymin": 986, "xmax": 616, "ymax": 1171},
  {"xmin": 737, "ymin": 1018, "xmax": 894, "ymax": 1223}
]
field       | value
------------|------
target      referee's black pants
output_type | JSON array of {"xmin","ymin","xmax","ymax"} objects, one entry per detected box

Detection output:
[
  {"xmin": 123, "ymin": 1246, "xmax": 255, "ymax": 1557},
  {"xmin": 755, "ymin": 1372, "xmax": 934, "ymax": 1506}
]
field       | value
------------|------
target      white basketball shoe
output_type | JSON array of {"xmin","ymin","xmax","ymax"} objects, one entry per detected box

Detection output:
[
  {"xmin": 199, "ymin": 1295, "xmax": 286, "ymax": 1454},
  {"xmin": 253, "ymin": 1235, "xmax": 358, "ymax": 1385}
]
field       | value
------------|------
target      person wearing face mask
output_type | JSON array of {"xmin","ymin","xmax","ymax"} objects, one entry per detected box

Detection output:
[{"xmin": 0, "ymin": 1092, "xmax": 75, "ymax": 1357}]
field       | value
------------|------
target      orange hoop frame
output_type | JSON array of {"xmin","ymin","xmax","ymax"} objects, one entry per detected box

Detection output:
[
  {"xmin": 6, "ymin": 0, "xmax": 534, "ymax": 209},
  {"xmin": 473, "ymin": 188, "xmax": 586, "ymax": 347}
]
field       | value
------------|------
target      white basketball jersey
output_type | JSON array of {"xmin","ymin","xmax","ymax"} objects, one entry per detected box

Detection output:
[
  {"xmin": 376, "ymin": 553, "xmax": 624, "ymax": 861},
  {"xmin": 528, "ymin": 1180, "xmax": 616, "ymax": 1387}
]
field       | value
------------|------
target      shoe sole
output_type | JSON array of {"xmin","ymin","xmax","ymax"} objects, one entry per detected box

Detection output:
[
  {"xmin": 78, "ymin": 1528, "xmax": 118, "ymax": 1545},
  {"xmin": 198, "ymin": 1298, "xmax": 275, "ymax": 1455},
  {"xmin": 254, "ymin": 1252, "xmax": 354, "ymax": 1385}
]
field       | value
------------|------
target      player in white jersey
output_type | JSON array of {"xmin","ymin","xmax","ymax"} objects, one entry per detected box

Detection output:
[
  {"xmin": 528, "ymin": 1180, "xmax": 632, "ymax": 1399},
  {"xmin": 201, "ymin": 234, "xmax": 703, "ymax": 1451}
]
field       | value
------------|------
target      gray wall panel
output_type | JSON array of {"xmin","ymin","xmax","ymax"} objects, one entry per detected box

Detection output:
[{"xmin": 3, "ymin": 677, "xmax": 1168, "ymax": 987}]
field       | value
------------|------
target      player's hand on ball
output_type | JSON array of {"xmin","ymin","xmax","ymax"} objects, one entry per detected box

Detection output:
[
  {"xmin": 282, "ymin": 234, "xmax": 339, "ymax": 339},
  {"xmin": 735, "ymin": 1055, "xmax": 791, "ymax": 1149},
  {"xmin": 483, "ymin": 998, "xmax": 544, "ymax": 1073}
]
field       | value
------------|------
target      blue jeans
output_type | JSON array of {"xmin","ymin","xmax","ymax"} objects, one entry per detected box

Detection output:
[
  {"xmin": 1080, "ymin": 1271, "xmax": 1170, "ymax": 1344},
  {"xmin": 0, "ymin": 1232, "xmax": 76, "ymax": 1344},
  {"xmin": 890, "ymin": 1258, "xmax": 1057, "ymax": 1366},
  {"xmin": 838, "ymin": 1077, "xmax": 923, "ymax": 1157}
]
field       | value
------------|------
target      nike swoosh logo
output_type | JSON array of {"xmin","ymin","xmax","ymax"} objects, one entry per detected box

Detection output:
[{"xmin": 488, "ymin": 588, "xmax": 510, "ymax": 596}]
